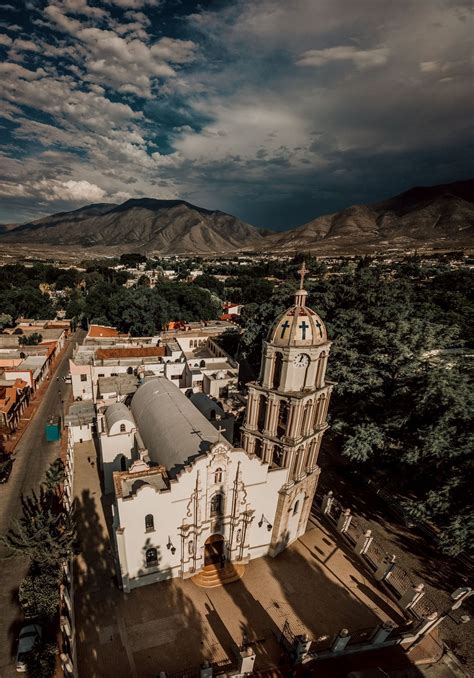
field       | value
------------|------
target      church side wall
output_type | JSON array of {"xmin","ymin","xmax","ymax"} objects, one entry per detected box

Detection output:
[{"xmin": 100, "ymin": 429, "xmax": 136, "ymax": 494}]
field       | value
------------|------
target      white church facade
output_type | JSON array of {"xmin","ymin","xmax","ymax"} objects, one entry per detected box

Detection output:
[{"xmin": 98, "ymin": 270, "xmax": 334, "ymax": 592}]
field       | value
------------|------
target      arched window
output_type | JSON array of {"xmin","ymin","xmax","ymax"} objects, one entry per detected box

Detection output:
[
  {"xmin": 200, "ymin": 359, "xmax": 206, "ymax": 368},
  {"xmin": 146, "ymin": 547, "xmax": 158, "ymax": 566},
  {"xmin": 293, "ymin": 500, "xmax": 300, "ymax": 515},
  {"xmin": 214, "ymin": 467, "xmax": 223, "ymax": 483},
  {"xmin": 272, "ymin": 352, "xmax": 283, "ymax": 389},
  {"xmin": 145, "ymin": 514, "xmax": 154, "ymax": 531},
  {"xmin": 257, "ymin": 394, "xmax": 267, "ymax": 432},
  {"xmin": 277, "ymin": 401, "xmax": 289, "ymax": 437},
  {"xmin": 211, "ymin": 493, "xmax": 224, "ymax": 516},
  {"xmin": 273, "ymin": 446, "xmax": 283, "ymax": 467},
  {"xmin": 188, "ymin": 540, "xmax": 194, "ymax": 555},
  {"xmin": 236, "ymin": 529, "xmax": 242, "ymax": 544},
  {"xmin": 120, "ymin": 455, "xmax": 127, "ymax": 471},
  {"xmin": 120, "ymin": 423, "xmax": 126, "ymax": 433}
]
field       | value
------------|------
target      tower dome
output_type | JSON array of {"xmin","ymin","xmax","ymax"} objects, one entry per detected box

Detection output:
[{"xmin": 268, "ymin": 263, "xmax": 327, "ymax": 348}]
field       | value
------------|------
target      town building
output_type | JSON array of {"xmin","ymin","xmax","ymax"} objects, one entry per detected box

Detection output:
[
  {"xmin": 98, "ymin": 271, "xmax": 333, "ymax": 591},
  {"xmin": 70, "ymin": 326, "xmax": 239, "ymax": 403}
]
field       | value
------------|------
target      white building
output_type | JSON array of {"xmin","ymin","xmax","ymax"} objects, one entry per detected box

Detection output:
[{"xmin": 99, "ymin": 275, "xmax": 333, "ymax": 592}]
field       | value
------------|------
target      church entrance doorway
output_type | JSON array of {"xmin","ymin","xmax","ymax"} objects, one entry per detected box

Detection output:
[{"xmin": 204, "ymin": 534, "xmax": 225, "ymax": 567}]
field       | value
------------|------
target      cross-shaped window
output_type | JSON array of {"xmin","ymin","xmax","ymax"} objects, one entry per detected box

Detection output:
[
  {"xmin": 280, "ymin": 320, "xmax": 290, "ymax": 338},
  {"xmin": 299, "ymin": 320, "xmax": 309, "ymax": 340}
]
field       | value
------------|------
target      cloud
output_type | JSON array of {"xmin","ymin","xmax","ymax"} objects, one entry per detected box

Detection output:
[
  {"xmin": 420, "ymin": 61, "xmax": 440, "ymax": 72},
  {"xmin": 44, "ymin": 4, "xmax": 198, "ymax": 97},
  {"xmin": 296, "ymin": 45, "xmax": 390, "ymax": 69},
  {"xmin": 106, "ymin": 0, "xmax": 160, "ymax": 8},
  {"xmin": 11, "ymin": 38, "xmax": 40, "ymax": 52},
  {"xmin": 0, "ymin": 0, "xmax": 472, "ymax": 227}
]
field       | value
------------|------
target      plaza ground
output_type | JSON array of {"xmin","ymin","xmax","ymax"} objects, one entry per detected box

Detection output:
[{"xmin": 74, "ymin": 439, "xmax": 407, "ymax": 677}]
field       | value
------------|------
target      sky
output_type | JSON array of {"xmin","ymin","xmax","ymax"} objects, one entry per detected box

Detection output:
[{"xmin": 0, "ymin": 0, "xmax": 472, "ymax": 230}]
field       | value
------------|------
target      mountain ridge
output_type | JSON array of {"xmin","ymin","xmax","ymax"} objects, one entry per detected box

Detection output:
[{"xmin": 1, "ymin": 179, "xmax": 473, "ymax": 255}]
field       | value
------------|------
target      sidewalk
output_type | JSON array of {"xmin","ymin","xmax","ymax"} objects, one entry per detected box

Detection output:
[{"xmin": 4, "ymin": 335, "xmax": 73, "ymax": 454}]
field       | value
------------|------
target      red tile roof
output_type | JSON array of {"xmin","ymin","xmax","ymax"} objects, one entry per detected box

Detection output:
[
  {"xmin": 88, "ymin": 325, "xmax": 120, "ymax": 338},
  {"xmin": 95, "ymin": 347, "xmax": 166, "ymax": 360}
]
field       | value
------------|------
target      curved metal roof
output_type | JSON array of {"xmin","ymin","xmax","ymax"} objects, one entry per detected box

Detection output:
[
  {"xmin": 130, "ymin": 377, "xmax": 221, "ymax": 476},
  {"xmin": 105, "ymin": 402, "xmax": 135, "ymax": 431}
]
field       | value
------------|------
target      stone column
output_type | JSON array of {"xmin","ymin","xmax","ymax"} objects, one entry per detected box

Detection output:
[
  {"xmin": 306, "ymin": 436, "xmax": 320, "ymax": 470},
  {"xmin": 371, "ymin": 621, "xmax": 395, "ymax": 645},
  {"xmin": 332, "ymin": 628, "xmax": 351, "ymax": 652},
  {"xmin": 354, "ymin": 529, "xmax": 373, "ymax": 555},
  {"xmin": 337, "ymin": 508, "xmax": 352, "ymax": 534},
  {"xmin": 321, "ymin": 491, "xmax": 334, "ymax": 515},
  {"xmin": 294, "ymin": 444, "xmax": 307, "ymax": 479},
  {"xmin": 246, "ymin": 436, "xmax": 256, "ymax": 456},
  {"xmin": 247, "ymin": 391, "xmax": 259, "ymax": 429},
  {"xmin": 262, "ymin": 441, "xmax": 273, "ymax": 465},
  {"xmin": 288, "ymin": 400, "xmax": 303, "ymax": 438}
]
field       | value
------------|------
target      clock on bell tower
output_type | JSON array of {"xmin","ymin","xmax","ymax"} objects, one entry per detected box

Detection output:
[{"xmin": 241, "ymin": 262, "xmax": 334, "ymax": 555}]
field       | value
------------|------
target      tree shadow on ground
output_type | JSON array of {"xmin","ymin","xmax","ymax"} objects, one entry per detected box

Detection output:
[{"xmin": 74, "ymin": 487, "xmax": 208, "ymax": 678}]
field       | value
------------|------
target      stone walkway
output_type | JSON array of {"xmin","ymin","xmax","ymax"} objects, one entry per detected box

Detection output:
[{"xmin": 73, "ymin": 438, "xmax": 403, "ymax": 677}]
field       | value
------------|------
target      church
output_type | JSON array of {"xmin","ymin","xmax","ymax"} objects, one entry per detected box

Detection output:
[{"xmin": 98, "ymin": 268, "xmax": 334, "ymax": 592}]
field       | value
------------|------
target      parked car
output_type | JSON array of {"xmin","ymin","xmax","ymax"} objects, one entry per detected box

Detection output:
[
  {"xmin": 0, "ymin": 455, "xmax": 13, "ymax": 484},
  {"xmin": 63, "ymin": 374, "xmax": 72, "ymax": 384},
  {"xmin": 16, "ymin": 623, "xmax": 42, "ymax": 672}
]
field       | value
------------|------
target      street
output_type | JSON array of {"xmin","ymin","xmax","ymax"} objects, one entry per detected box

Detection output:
[{"xmin": 0, "ymin": 328, "xmax": 85, "ymax": 678}]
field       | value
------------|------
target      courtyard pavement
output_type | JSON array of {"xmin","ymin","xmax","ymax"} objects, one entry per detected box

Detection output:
[{"xmin": 73, "ymin": 439, "xmax": 405, "ymax": 677}]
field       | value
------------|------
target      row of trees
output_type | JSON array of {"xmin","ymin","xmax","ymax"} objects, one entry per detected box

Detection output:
[
  {"xmin": 239, "ymin": 260, "xmax": 473, "ymax": 556},
  {"xmin": 1, "ymin": 459, "xmax": 75, "ymax": 677}
]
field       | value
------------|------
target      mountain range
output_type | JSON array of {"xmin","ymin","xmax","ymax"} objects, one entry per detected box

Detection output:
[{"xmin": 1, "ymin": 179, "xmax": 473, "ymax": 256}]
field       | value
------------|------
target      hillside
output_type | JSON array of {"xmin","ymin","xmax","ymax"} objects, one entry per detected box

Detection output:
[
  {"xmin": 1, "ymin": 179, "xmax": 473, "ymax": 256},
  {"xmin": 1, "ymin": 198, "xmax": 263, "ymax": 255},
  {"xmin": 263, "ymin": 179, "xmax": 474, "ymax": 253}
]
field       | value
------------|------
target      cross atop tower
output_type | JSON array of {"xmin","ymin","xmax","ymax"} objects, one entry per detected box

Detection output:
[{"xmin": 298, "ymin": 261, "xmax": 309, "ymax": 289}]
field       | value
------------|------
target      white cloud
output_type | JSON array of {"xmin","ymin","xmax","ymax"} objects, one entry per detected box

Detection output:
[
  {"xmin": 11, "ymin": 38, "xmax": 40, "ymax": 52},
  {"xmin": 44, "ymin": 5, "xmax": 198, "ymax": 97},
  {"xmin": 43, "ymin": 179, "xmax": 107, "ymax": 201},
  {"xmin": 296, "ymin": 46, "xmax": 390, "ymax": 69}
]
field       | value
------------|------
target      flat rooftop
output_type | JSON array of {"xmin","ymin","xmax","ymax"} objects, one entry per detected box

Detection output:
[{"xmin": 65, "ymin": 401, "xmax": 96, "ymax": 426}]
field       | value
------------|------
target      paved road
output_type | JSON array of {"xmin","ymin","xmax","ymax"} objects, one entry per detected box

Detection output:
[{"xmin": 0, "ymin": 329, "xmax": 85, "ymax": 677}]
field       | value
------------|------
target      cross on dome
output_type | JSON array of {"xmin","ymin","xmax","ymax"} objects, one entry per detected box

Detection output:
[{"xmin": 298, "ymin": 261, "xmax": 309, "ymax": 289}]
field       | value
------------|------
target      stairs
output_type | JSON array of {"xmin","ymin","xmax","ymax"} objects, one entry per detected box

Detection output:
[{"xmin": 192, "ymin": 562, "xmax": 245, "ymax": 588}]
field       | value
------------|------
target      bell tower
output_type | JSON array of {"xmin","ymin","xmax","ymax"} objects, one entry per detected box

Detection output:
[{"xmin": 241, "ymin": 263, "xmax": 334, "ymax": 554}]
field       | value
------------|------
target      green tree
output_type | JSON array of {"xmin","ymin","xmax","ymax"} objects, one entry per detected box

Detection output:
[
  {"xmin": 19, "ymin": 563, "xmax": 61, "ymax": 619},
  {"xmin": 19, "ymin": 332, "xmax": 43, "ymax": 346},
  {"xmin": 1, "ymin": 487, "xmax": 75, "ymax": 565}
]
